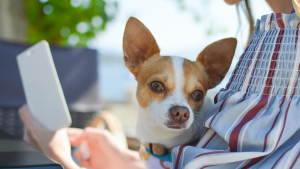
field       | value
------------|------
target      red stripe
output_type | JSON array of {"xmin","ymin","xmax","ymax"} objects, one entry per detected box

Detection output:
[
  {"xmin": 236, "ymin": 15, "xmax": 274, "ymax": 104},
  {"xmin": 262, "ymin": 79, "xmax": 290, "ymax": 152},
  {"xmin": 214, "ymin": 93, "xmax": 218, "ymax": 104},
  {"xmin": 202, "ymin": 132, "xmax": 217, "ymax": 148},
  {"xmin": 213, "ymin": 89, "xmax": 226, "ymax": 104},
  {"xmin": 239, "ymin": 93, "xmax": 247, "ymax": 104},
  {"xmin": 244, "ymin": 53, "xmax": 263, "ymax": 93},
  {"xmin": 293, "ymin": 63, "xmax": 300, "ymax": 96},
  {"xmin": 200, "ymin": 165, "xmax": 215, "ymax": 169},
  {"xmin": 295, "ymin": 22, "xmax": 300, "ymax": 49},
  {"xmin": 239, "ymin": 14, "xmax": 273, "ymax": 92},
  {"xmin": 258, "ymin": 18, "xmax": 285, "ymax": 153},
  {"xmin": 238, "ymin": 34, "xmax": 269, "ymax": 103},
  {"xmin": 262, "ymin": 14, "xmax": 284, "ymax": 96},
  {"xmin": 262, "ymin": 101, "xmax": 284, "ymax": 149},
  {"xmin": 242, "ymin": 89, "xmax": 288, "ymax": 169},
  {"xmin": 270, "ymin": 13, "xmax": 273, "ymax": 26},
  {"xmin": 229, "ymin": 26, "xmax": 285, "ymax": 153},
  {"xmin": 238, "ymin": 44, "xmax": 261, "ymax": 90},
  {"xmin": 271, "ymin": 147, "xmax": 292, "ymax": 169},
  {"xmin": 262, "ymin": 17, "xmax": 299, "ymax": 168},
  {"xmin": 275, "ymin": 81, "xmax": 299, "ymax": 150},
  {"xmin": 263, "ymin": 32, "xmax": 283, "ymax": 95},
  {"xmin": 226, "ymin": 52, "xmax": 247, "ymax": 89},
  {"xmin": 275, "ymin": 96, "xmax": 291, "ymax": 148},
  {"xmin": 227, "ymin": 34, "xmax": 258, "ymax": 90},
  {"xmin": 174, "ymin": 145, "xmax": 187, "ymax": 169},
  {"xmin": 241, "ymin": 156, "xmax": 264, "ymax": 169},
  {"xmin": 274, "ymin": 64, "xmax": 300, "ymax": 151},
  {"xmin": 276, "ymin": 13, "xmax": 284, "ymax": 29},
  {"xmin": 209, "ymin": 98, "xmax": 228, "ymax": 128},
  {"xmin": 244, "ymin": 21, "xmax": 273, "ymax": 93},
  {"xmin": 289, "ymin": 150, "xmax": 300, "ymax": 169},
  {"xmin": 226, "ymin": 45, "xmax": 251, "ymax": 89},
  {"xmin": 229, "ymin": 94, "xmax": 269, "ymax": 152},
  {"xmin": 199, "ymin": 128, "xmax": 209, "ymax": 141},
  {"xmin": 262, "ymin": 62, "xmax": 300, "ymax": 155},
  {"xmin": 195, "ymin": 151, "xmax": 227, "ymax": 158},
  {"xmin": 236, "ymin": 17, "xmax": 286, "ymax": 166}
]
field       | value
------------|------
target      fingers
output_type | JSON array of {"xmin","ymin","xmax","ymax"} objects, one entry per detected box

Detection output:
[
  {"xmin": 67, "ymin": 128, "xmax": 85, "ymax": 146},
  {"xmin": 80, "ymin": 160, "xmax": 90, "ymax": 168},
  {"xmin": 67, "ymin": 127, "xmax": 106, "ymax": 146},
  {"xmin": 18, "ymin": 104, "xmax": 42, "ymax": 130},
  {"xmin": 75, "ymin": 150, "xmax": 83, "ymax": 159},
  {"xmin": 83, "ymin": 127, "xmax": 112, "ymax": 142},
  {"xmin": 75, "ymin": 150, "xmax": 90, "ymax": 168},
  {"xmin": 67, "ymin": 128, "xmax": 84, "ymax": 138}
]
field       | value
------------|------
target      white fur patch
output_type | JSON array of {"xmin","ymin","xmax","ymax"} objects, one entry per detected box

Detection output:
[
  {"xmin": 146, "ymin": 56, "xmax": 193, "ymax": 130},
  {"xmin": 136, "ymin": 56, "xmax": 201, "ymax": 148},
  {"xmin": 169, "ymin": 56, "xmax": 194, "ymax": 128}
]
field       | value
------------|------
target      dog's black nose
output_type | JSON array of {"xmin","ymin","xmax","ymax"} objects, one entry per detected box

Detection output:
[{"xmin": 169, "ymin": 106, "xmax": 190, "ymax": 124}]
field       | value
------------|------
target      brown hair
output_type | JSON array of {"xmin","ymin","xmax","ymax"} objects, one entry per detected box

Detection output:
[{"xmin": 236, "ymin": 0, "xmax": 254, "ymax": 45}]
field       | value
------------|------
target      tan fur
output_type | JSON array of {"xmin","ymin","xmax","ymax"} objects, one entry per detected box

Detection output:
[
  {"xmin": 197, "ymin": 38, "xmax": 237, "ymax": 89},
  {"xmin": 122, "ymin": 17, "xmax": 237, "ymax": 145},
  {"xmin": 123, "ymin": 17, "xmax": 237, "ymax": 114},
  {"xmin": 123, "ymin": 17, "xmax": 160, "ymax": 76},
  {"xmin": 135, "ymin": 55, "xmax": 175, "ymax": 108},
  {"xmin": 183, "ymin": 59, "xmax": 208, "ymax": 113}
]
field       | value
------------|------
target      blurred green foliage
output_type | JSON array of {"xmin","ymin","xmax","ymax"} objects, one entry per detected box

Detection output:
[{"xmin": 24, "ymin": 0, "xmax": 117, "ymax": 47}]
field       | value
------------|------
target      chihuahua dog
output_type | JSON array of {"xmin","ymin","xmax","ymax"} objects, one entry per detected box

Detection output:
[{"xmin": 123, "ymin": 17, "xmax": 237, "ymax": 167}]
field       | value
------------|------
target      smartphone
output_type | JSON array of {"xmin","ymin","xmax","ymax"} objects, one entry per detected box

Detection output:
[{"xmin": 17, "ymin": 40, "xmax": 71, "ymax": 132}]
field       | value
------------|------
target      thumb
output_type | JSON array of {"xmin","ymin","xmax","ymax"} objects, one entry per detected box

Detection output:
[{"xmin": 67, "ymin": 128, "xmax": 86, "ymax": 146}]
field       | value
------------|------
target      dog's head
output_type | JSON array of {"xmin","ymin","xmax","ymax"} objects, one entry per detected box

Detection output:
[{"xmin": 123, "ymin": 17, "xmax": 236, "ymax": 131}]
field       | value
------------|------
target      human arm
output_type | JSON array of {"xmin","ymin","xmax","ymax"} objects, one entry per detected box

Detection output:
[
  {"xmin": 19, "ymin": 104, "xmax": 144, "ymax": 169},
  {"xmin": 18, "ymin": 105, "xmax": 80, "ymax": 169}
]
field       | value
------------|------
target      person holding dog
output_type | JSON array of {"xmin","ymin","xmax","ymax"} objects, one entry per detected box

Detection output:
[{"xmin": 19, "ymin": 0, "xmax": 299, "ymax": 168}]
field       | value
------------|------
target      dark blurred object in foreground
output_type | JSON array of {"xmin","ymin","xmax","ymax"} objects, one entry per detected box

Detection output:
[{"xmin": 0, "ymin": 129, "xmax": 63, "ymax": 168}]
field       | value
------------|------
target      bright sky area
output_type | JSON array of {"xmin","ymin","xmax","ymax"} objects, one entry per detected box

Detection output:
[{"xmin": 87, "ymin": 0, "xmax": 273, "ymax": 102}]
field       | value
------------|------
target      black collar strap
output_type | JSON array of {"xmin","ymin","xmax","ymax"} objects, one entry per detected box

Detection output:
[
  {"xmin": 143, "ymin": 143, "xmax": 172, "ymax": 156},
  {"xmin": 143, "ymin": 137, "xmax": 200, "ymax": 156}
]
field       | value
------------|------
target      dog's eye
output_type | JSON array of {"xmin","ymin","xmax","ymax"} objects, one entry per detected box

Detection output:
[
  {"xmin": 191, "ymin": 90, "xmax": 203, "ymax": 101},
  {"xmin": 151, "ymin": 82, "xmax": 164, "ymax": 92}
]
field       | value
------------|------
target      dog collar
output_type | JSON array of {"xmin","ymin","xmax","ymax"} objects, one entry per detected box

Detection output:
[
  {"xmin": 143, "ymin": 137, "xmax": 200, "ymax": 156},
  {"xmin": 143, "ymin": 143, "xmax": 172, "ymax": 156},
  {"xmin": 144, "ymin": 146, "xmax": 173, "ymax": 162}
]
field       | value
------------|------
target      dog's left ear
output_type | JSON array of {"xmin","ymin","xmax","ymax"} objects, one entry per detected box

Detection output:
[
  {"xmin": 197, "ymin": 38, "xmax": 237, "ymax": 89},
  {"xmin": 123, "ymin": 17, "xmax": 160, "ymax": 76}
]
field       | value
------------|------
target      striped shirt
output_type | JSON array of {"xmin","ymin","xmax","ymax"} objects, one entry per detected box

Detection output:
[{"xmin": 172, "ymin": 13, "xmax": 300, "ymax": 169}]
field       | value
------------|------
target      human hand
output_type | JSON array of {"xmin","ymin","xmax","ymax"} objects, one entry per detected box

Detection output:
[
  {"xmin": 18, "ymin": 105, "xmax": 80, "ymax": 169},
  {"xmin": 67, "ymin": 127, "xmax": 144, "ymax": 169}
]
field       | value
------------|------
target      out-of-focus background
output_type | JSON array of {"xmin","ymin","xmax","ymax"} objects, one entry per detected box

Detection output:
[{"xmin": 0, "ymin": 0, "xmax": 272, "ymax": 151}]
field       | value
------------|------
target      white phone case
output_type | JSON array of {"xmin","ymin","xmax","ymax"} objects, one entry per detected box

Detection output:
[{"xmin": 17, "ymin": 40, "xmax": 71, "ymax": 132}]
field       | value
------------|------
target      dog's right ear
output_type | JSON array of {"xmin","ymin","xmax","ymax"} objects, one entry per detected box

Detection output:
[
  {"xmin": 197, "ymin": 38, "xmax": 237, "ymax": 89},
  {"xmin": 123, "ymin": 17, "xmax": 160, "ymax": 76}
]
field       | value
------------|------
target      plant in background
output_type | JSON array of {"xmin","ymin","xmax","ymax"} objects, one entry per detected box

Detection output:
[{"xmin": 24, "ymin": 0, "xmax": 117, "ymax": 47}]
